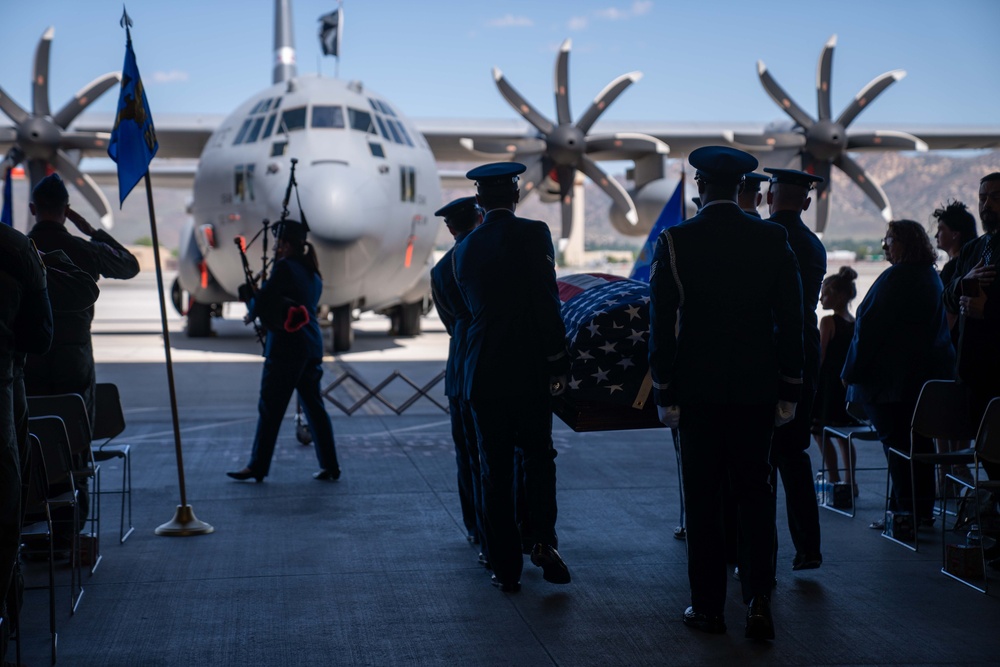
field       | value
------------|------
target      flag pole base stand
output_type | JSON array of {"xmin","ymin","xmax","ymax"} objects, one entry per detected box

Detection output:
[{"xmin": 155, "ymin": 505, "xmax": 214, "ymax": 537}]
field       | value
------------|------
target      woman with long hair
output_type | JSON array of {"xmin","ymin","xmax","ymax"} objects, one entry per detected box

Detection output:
[{"xmin": 227, "ymin": 219, "xmax": 341, "ymax": 482}]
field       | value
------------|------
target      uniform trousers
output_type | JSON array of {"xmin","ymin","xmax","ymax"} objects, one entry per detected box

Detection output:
[
  {"xmin": 680, "ymin": 403, "xmax": 775, "ymax": 613},
  {"xmin": 770, "ymin": 381, "xmax": 821, "ymax": 559},
  {"xmin": 248, "ymin": 356, "xmax": 339, "ymax": 477},
  {"xmin": 470, "ymin": 393, "xmax": 558, "ymax": 584},
  {"xmin": 448, "ymin": 396, "xmax": 483, "ymax": 544}
]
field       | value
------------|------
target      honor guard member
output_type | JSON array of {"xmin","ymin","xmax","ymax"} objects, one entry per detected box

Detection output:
[
  {"xmin": 765, "ymin": 167, "xmax": 827, "ymax": 572},
  {"xmin": 738, "ymin": 173, "xmax": 768, "ymax": 217},
  {"xmin": 430, "ymin": 197, "xmax": 486, "ymax": 550},
  {"xmin": 228, "ymin": 219, "xmax": 341, "ymax": 483},
  {"xmin": 648, "ymin": 146, "xmax": 803, "ymax": 640},
  {"xmin": 453, "ymin": 162, "xmax": 571, "ymax": 593},
  {"xmin": 24, "ymin": 173, "xmax": 140, "ymax": 429}
]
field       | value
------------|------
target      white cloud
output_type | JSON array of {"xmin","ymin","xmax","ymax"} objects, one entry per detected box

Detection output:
[
  {"xmin": 596, "ymin": 7, "xmax": 625, "ymax": 20},
  {"xmin": 488, "ymin": 14, "xmax": 534, "ymax": 28},
  {"xmin": 594, "ymin": 2, "xmax": 653, "ymax": 21},
  {"xmin": 151, "ymin": 70, "xmax": 189, "ymax": 83},
  {"xmin": 632, "ymin": 1, "xmax": 653, "ymax": 15},
  {"xmin": 568, "ymin": 16, "xmax": 588, "ymax": 31}
]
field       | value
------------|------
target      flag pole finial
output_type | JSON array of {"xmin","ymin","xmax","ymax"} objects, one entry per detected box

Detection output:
[{"xmin": 120, "ymin": 6, "xmax": 133, "ymax": 30}]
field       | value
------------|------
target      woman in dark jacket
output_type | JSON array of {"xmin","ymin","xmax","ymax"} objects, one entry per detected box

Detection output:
[
  {"xmin": 842, "ymin": 220, "xmax": 955, "ymax": 527},
  {"xmin": 227, "ymin": 220, "xmax": 341, "ymax": 483}
]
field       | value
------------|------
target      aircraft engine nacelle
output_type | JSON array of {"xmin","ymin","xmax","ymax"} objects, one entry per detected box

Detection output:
[
  {"xmin": 174, "ymin": 219, "xmax": 235, "ymax": 309},
  {"xmin": 608, "ymin": 178, "xmax": 675, "ymax": 237}
]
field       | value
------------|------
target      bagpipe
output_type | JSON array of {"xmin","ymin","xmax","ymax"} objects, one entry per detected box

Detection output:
[{"xmin": 234, "ymin": 157, "xmax": 311, "ymax": 345}]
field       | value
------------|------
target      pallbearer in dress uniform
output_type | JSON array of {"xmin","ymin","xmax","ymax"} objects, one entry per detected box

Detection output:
[
  {"xmin": 648, "ymin": 146, "xmax": 804, "ymax": 640},
  {"xmin": 765, "ymin": 168, "xmax": 827, "ymax": 572},
  {"xmin": 738, "ymin": 172, "xmax": 769, "ymax": 217},
  {"xmin": 453, "ymin": 162, "xmax": 571, "ymax": 593},
  {"xmin": 430, "ymin": 197, "xmax": 485, "ymax": 551}
]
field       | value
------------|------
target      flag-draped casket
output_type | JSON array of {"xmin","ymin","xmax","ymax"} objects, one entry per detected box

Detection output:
[{"xmin": 552, "ymin": 273, "xmax": 664, "ymax": 432}]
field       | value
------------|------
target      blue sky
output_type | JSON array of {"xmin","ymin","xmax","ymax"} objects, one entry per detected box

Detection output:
[{"xmin": 2, "ymin": 0, "xmax": 998, "ymax": 129}]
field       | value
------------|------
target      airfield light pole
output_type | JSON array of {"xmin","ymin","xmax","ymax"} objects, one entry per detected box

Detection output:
[{"xmin": 144, "ymin": 171, "xmax": 214, "ymax": 537}]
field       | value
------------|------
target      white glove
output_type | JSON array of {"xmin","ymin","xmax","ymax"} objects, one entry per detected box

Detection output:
[
  {"xmin": 658, "ymin": 405, "xmax": 680, "ymax": 429},
  {"xmin": 549, "ymin": 375, "xmax": 567, "ymax": 397},
  {"xmin": 775, "ymin": 400, "xmax": 797, "ymax": 427}
]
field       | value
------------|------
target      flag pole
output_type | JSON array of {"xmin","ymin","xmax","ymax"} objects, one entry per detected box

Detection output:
[{"xmin": 143, "ymin": 171, "xmax": 213, "ymax": 536}]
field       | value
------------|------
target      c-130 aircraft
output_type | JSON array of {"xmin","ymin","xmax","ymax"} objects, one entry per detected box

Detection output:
[{"xmin": 2, "ymin": 1, "xmax": 998, "ymax": 351}]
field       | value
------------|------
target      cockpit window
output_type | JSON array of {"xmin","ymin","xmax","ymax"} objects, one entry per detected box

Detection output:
[
  {"xmin": 348, "ymin": 108, "xmax": 377, "ymax": 135},
  {"xmin": 374, "ymin": 115, "xmax": 390, "ymax": 141},
  {"xmin": 261, "ymin": 113, "xmax": 277, "ymax": 139},
  {"xmin": 394, "ymin": 121, "xmax": 414, "ymax": 147},
  {"xmin": 260, "ymin": 98, "xmax": 272, "ymax": 113},
  {"xmin": 377, "ymin": 100, "xmax": 397, "ymax": 117},
  {"xmin": 232, "ymin": 119, "xmax": 253, "ymax": 145},
  {"xmin": 384, "ymin": 119, "xmax": 403, "ymax": 144},
  {"xmin": 246, "ymin": 117, "xmax": 265, "ymax": 143},
  {"xmin": 278, "ymin": 107, "xmax": 307, "ymax": 133},
  {"xmin": 312, "ymin": 105, "xmax": 346, "ymax": 129},
  {"xmin": 272, "ymin": 96, "xmax": 282, "ymax": 110},
  {"xmin": 368, "ymin": 98, "xmax": 380, "ymax": 113}
]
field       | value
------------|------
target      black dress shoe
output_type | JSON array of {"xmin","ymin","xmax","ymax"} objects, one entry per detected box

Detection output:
[
  {"xmin": 490, "ymin": 575, "xmax": 521, "ymax": 593},
  {"xmin": 312, "ymin": 468, "xmax": 341, "ymax": 481},
  {"xmin": 478, "ymin": 552, "xmax": 492, "ymax": 570},
  {"xmin": 226, "ymin": 468, "xmax": 263, "ymax": 482},
  {"xmin": 682, "ymin": 607, "xmax": 726, "ymax": 634},
  {"xmin": 792, "ymin": 552, "xmax": 822, "ymax": 571},
  {"xmin": 530, "ymin": 543, "xmax": 571, "ymax": 584},
  {"xmin": 745, "ymin": 596, "xmax": 775, "ymax": 640}
]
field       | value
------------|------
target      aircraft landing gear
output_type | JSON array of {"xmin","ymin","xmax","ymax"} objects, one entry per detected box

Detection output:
[
  {"xmin": 330, "ymin": 304, "xmax": 354, "ymax": 353},
  {"xmin": 390, "ymin": 302, "xmax": 422, "ymax": 337},
  {"xmin": 186, "ymin": 301, "xmax": 215, "ymax": 337}
]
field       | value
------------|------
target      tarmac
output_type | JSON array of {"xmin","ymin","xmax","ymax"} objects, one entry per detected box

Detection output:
[{"xmin": 9, "ymin": 270, "xmax": 1000, "ymax": 667}]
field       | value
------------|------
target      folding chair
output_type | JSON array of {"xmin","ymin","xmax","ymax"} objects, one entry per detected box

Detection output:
[
  {"xmin": 93, "ymin": 383, "xmax": 134, "ymax": 543},
  {"xmin": 942, "ymin": 397, "xmax": 1000, "ymax": 594},
  {"xmin": 27, "ymin": 393, "xmax": 102, "ymax": 573},
  {"xmin": 26, "ymin": 415, "xmax": 84, "ymax": 615},
  {"xmin": 884, "ymin": 380, "xmax": 977, "ymax": 552},
  {"xmin": 819, "ymin": 401, "xmax": 883, "ymax": 517},
  {"xmin": 19, "ymin": 434, "xmax": 58, "ymax": 665}
]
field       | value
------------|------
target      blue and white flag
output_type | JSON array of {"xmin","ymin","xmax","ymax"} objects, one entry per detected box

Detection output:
[
  {"xmin": 629, "ymin": 180, "xmax": 684, "ymax": 283},
  {"xmin": 108, "ymin": 13, "xmax": 158, "ymax": 206},
  {"xmin": 1, "ymin": 166, "xmax": 12, "ymax": 227}
]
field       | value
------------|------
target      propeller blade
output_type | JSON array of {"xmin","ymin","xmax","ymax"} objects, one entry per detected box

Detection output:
[
  {"xmin": 492, "ymin": 67, "xmax": 554, "ymax": 136},
  {"xmin": 575, "ymin": 71, "xmax": 642, "ymax": 135},
  {"xmin": 555, "ymin": 39, "xmax": 572, "ymax": 126},
  {"xmin": 579, "ymin": 155, "xmax": 638, "ymax": 229},
  {"xmin": 834, "ymin": 153, "xmax": 893, "ymax": 222},
  {"xmin": 457, "ymin": 137, "xmax": 546, "ymax": 157},
  {"xmin": 0, "ymin": 127, "xmax": 18, "ymax": 145},
  {"xmin": 835, "ymin": 69, "xmax": 906, "ymax": 128},
  {"xmin": 555, "ymin": 165, "xmax": 576, "ymax": 240},
  {"xmin": 732, "ymin": 132, "xmax": 806, "ymax": 151},
  {"xmin": 801, "ymin": 156, "xmax": 832, "ymax": 235},
  {"xmin": 519, "ymin": 157, "xmax": 544, "ymax": 196},
  {"xmin": 817, "ymin": 35, "xmax": 836, "ymax": 121},
  {"xmin": 60, "ymin": 132, "xmax": 113, "ymax": 152},
  {"xmin": 846, "ymin": 130, "xmax": 929, "ymax": 152},
  {"xmin": 585, "ymin": 132, "xmax": 669, "ymax": 159},
  {"xmin": 757, "ymin": 61, "xmax": 814, "ymax": 130},
  {"xmin": 54, "ymin": 150, "xmax": 113, "ymax": 229},
  {"xmin": 33, "ymin": 27, "xmax": 55, "ymax": 118},
  {"xmin": 0, "ymin": 85, "xmax": 29, "ymax": 125},
  {"xmin": 53, "ymin": 72, "xmax": 121, "ymax": 129}
]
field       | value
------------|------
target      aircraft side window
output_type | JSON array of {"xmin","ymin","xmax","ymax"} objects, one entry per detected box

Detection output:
[
  {"xmin": 234, "ymin": 165, "xmax": 246, "ymax": 202},
  {"xmin": 246, "ymin": 117, "xmax": 265, "ymax": 143},
  {"xmin": 369, "ymin": 143, "xmax": 385, "ymax": 158},
  {"xmin": 347, "ymin": 108, "xmax": 376, "ymax": 135},
  {"xmin": 261, "ymin": 113, "xmax": 277, "ymax": 139},
  {"xmin": 313, "ymin": 105, "xmax": 346, "ymax": 129},
  {"xmin": 233, "ymin": 119, "xmax": 253, "ymax": 145},
  {"xmin": 246, "ymin": 164, "xmax": 256, "ymax": 201},
  {"xmin": 279, "ymin": 107, "xmax": 307, "ymax": 133},
  {"xmin": 374, "ymin": 115, "xmax": 390, "ymax": 140},
  {"xmin": 399, "ymin": 166, "xmax": 415, "ymax": 202},
  {"xmin": 408, "ymin": 167, "xmax": 416, "ymax": 202},
  {"xmin": 385, "ymin": 119, "xmax": 403, "ymax": 144},
  {"xmin": 395, "ymin": 121, "xmax": 414, "ymax": 147},
  {"xmin": 271, "ymin": 141, "xmax": 288, "ymax": 157}
]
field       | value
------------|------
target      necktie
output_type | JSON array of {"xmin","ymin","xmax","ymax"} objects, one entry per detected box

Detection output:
[{"xmin": 983, "ymin": 234, "xmax": 995, "ymax": 265}]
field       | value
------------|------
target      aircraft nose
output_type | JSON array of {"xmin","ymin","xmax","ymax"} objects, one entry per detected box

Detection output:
[{"xmin": 290, "ymin": 164, "xmax": 389, "ymax": 244}]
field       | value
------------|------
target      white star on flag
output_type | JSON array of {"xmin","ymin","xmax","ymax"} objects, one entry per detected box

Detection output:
[
  {"xmin": 611, "ymin": 321, "xmax": 623, "ymax": 329},
  {"xmin": 586, "ymin": 321, "xmax": 601, "ymax": 336},
  {"xmin": 599, "ymin": 341, "xmax": 617, "ymax": 354},
  {"xmin": 616, "ymin": 358, "xmax": 635, "ymax": 369},
  {"xmin": 569, "ymin": 376, "xmax": 582, "ymax": 390},
  {"xmin": 577, "ymin": 349, "xmax": 594, "ymax": 360},
  {"xmin": 607, "ymin": 384, "xmax": 623, "ymax": 394},
  {"xmin": 592, "ymin": 367, "xmax": 610, "ymax": 382},
  {"xmin": 602, "ymin": 299, "xmax": 618, "ymax": 307},
  {"xmin": 641, "ymin": 296, "xmax": 650, "ymax": 304},
  {"xmin": 625, "ymin": 304, "xmax": 641, "ymax": 320},
  {"xmin": 628, "ymin": 329, "xmax": 647, "ymax": 343}
]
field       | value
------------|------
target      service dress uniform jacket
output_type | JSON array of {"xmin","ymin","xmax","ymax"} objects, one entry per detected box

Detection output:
[
  {"xmin": 25, "ymin": 219, "xmax": 139, "ymax": 428},
  {"xmin": 453, "ymin": 208, "xmax": 568, "ymax": 585},
  {"xmin": 648, "ymin": 199, "xmax": 804, "ymax": 615},
  {"xmin": 431, "ymin": 230, "xmax": 483, "ymax": 543},
  {"xmin": 245, "ymin": 256, "xmax": 339, "ymax": 478}
]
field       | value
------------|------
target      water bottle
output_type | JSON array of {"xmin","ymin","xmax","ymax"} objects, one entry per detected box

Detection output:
[
  {"xmin": 814, "ymin": 472, "xmax": 827, "ymax": 505},
  {"xmin": 966, "ymin": 524, "xmax": 983, "ymax": 548}
]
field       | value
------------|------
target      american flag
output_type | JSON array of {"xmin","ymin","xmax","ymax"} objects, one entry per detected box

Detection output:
[{"xmin": 558, "ymin": 273, "xmax": 651, "ymax": 408}]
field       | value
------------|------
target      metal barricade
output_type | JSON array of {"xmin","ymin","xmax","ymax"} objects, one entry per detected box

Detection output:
[{"xmin": 320, "ymin": 367, "xmax": 448, "ymax": 415}]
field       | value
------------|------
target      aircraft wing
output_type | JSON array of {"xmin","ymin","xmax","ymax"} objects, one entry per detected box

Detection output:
[{"xmin": 68, "ymin": 112, "xmax": 225, "ymax": 159}]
